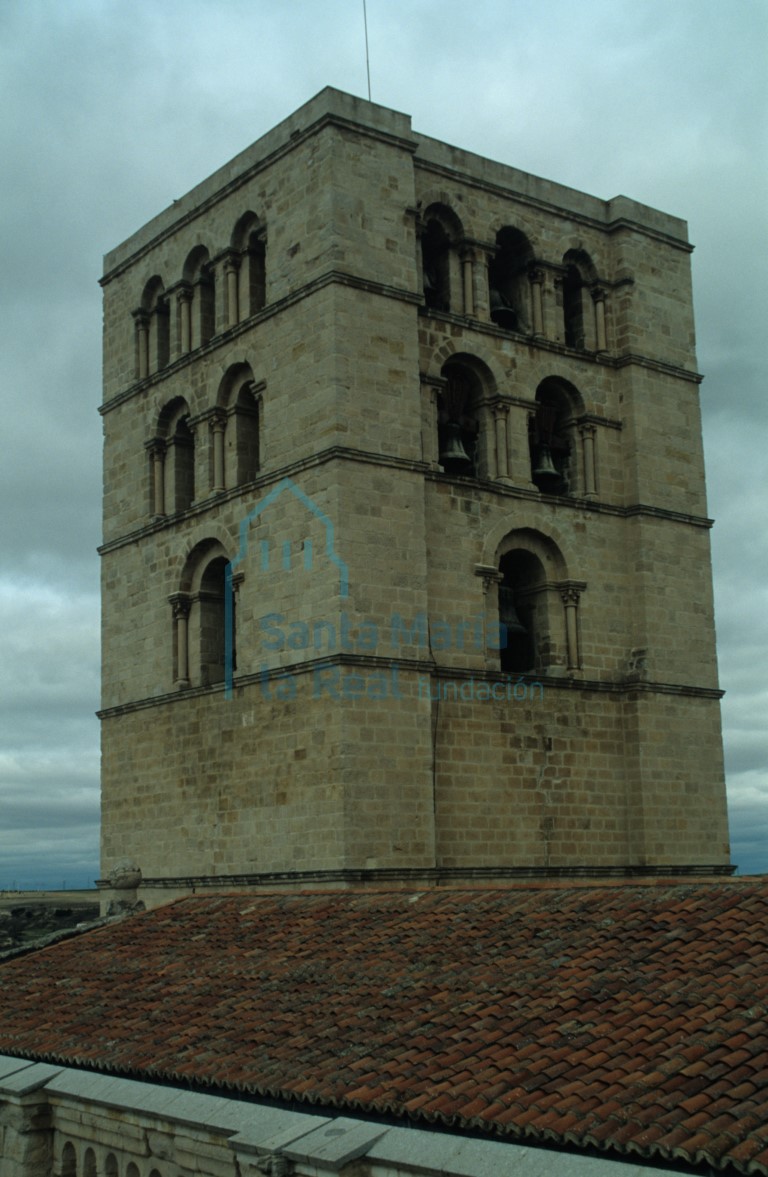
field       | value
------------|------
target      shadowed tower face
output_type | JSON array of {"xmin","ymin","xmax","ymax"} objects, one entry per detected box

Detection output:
[{"xmin": 98, "ymin": 88, "xmax": 730, "ymax": 907}]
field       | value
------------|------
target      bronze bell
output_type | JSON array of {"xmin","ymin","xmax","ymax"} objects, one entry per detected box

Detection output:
[
  {"xmin": 499, "ymin": 586, "xmax": 527, "ymax": 637},
  {"xmin": 533, "ymin": 442, "xmax": 559, "ymax": 481},
  {"xmin": 439, "ymin": 422, "xmax": 472, "ymax": 472}
]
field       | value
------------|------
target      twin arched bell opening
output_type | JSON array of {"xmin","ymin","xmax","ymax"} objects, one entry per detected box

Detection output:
[
  {"xmin": 533, "ymin": 442, "xmax": 560, "ymax": 483},
  {"xmin": 499, "ymin": 586, "xmax": 527, "ymax": 638},
  {"xmin": 439, "ymin": 421, "xmax": 472, "ymax": 473}
]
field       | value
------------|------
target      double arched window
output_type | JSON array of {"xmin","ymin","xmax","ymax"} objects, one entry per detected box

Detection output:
[
  {"xmin": 146, "ymin": 369, "xmax": 264, "ymax": 520},
  {"xmin": 130, "ymin": 212, "xmax": 268, "ymax": 385}
]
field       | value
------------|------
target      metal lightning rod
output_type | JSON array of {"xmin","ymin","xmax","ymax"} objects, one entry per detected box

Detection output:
[{"xmin": 363, "ymin": 0, "xmax": 372, "ymax": 101}]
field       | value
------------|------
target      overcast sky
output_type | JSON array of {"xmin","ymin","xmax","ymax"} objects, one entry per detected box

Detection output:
[{"xmin": 0, "ymin": 0, "xmax": 766, "ymax": 888}]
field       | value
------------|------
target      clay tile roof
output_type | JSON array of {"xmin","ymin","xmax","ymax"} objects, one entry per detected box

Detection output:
[{"xmin": 0, "ymin": 882, "xmax": 767, "ymax": 1174}]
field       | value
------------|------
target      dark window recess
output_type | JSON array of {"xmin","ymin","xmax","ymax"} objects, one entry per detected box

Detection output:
[
  {"xmin": 488, "ymin": 227, "xmax": 532, "ymax": 332},
  {"xmin": 562, "ymin": 264, "xmax": 585, "ymax": 349},
  {"xmin": 438, "ymin": 366, "xmax": 479, "ymax": 476},
  {"xmin": 422, "ymin": 219, "xmax": 451, "ymax": 312},
  {"xmin": 529, "ymin": 400, "xmax": 570, "ymax": 495},
  {"xmin": 498, "ymin": 550, "xmax": 545, "ymax": 673}
]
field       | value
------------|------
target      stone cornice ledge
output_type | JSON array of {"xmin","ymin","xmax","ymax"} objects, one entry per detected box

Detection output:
[{"xmin": 97, "ymin": 660, "xmax": 723, "ymax": 720}]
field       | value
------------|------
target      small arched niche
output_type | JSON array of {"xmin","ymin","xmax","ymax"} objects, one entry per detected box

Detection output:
[
  {"xmin": 138, "ymin": 274, "xmax": 170, "ymax": 375},
  {"xmin": 157, "ymin": 396, "xmax": 195, "ymax": 512},
  {"xmin": 175, "ymin": 539, "xmax": 234, "ymax": 688},
  {"xmin": 232, "ymin": 211, "xmax": 266, "ymax": 320},
  {"xmin": 61, "ymin": 1141, "xmax": 77, "ymax": 1177},
  {"xmin": 182, "ymin": 245, "xmax": 215, "ymax": 347},
  {"xmin": 217, "ymin": 362, "xmax": 260, "ymax": 489}
]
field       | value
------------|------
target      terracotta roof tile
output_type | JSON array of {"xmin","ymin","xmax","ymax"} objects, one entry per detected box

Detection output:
[{"xmin": 0, "ymin": 882, "xmax": 767, "ymax": 1174}]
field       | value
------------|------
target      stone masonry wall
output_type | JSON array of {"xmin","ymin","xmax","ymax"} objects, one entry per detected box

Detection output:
[{"xmin": 99, "ymin": 88, "xmax": 730, "ymax": 889}]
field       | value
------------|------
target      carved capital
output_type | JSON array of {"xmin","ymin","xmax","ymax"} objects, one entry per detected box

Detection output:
[
  {"xmin": 559, "ymin": 584, "xmax": 582, "ymax": 607},
  {"xmin": 145, "ymin": 436, "xmax": 167, "ymax": 458},
  {"xmin": 176, "ymin": 282, "xmax": 193, "ymax": 305},
  {"xmin": 475, "ymin": 564, "xmax": 503, "ymax": 594},
  {"xmin": 169, "ymin": 593, "xmax": 191, "ymax": 621},
  {"xmin": 591, "ymin": 285, "xmax": 607, "ymax": 304},
  {"xmin": 528, "ymin": 266, "xmax": 545, "ymax": 286},
  {"xmin": 209, "ymin": 409, "xmax": 228, "ymax": 434},
  {"xmin": 131, "ymin": 308, "xmax": 150, "ymax": 329}
]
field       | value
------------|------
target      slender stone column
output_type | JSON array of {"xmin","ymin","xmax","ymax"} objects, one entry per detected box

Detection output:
[
  {"xmin": 529, "ymin": 267, "xmax": 544, "ymax": 337},
  {"xmin": 170, "ymin": 594, "xmax": 192, "ymax": 686},
  {"xmin": 133, "ymin": 310, "xmax": 149, "ymax": 380},
  {"xmin": 147, "ymin": 440, "xmax": 166, "ymax": 516},
  {"xmin": 461, "ymin": 248, "xmax": 475, "ymax": 317},
  {"xmin": 225, "ymin": 256, "xmax": 240, "ymax": 327},
  {"xmin": 560, "ymin": 586, "xmax": 581, "ymax": 671},
  {"xmin": 493, "ymin": 404, "xmax": 509, "ymax": 480},
  {"xmin": 210, "ymin": 411, "xmax": 227, "ymax": 493},
  {"xmin": 580, "ymin": 424, "xmax": 597, "ymax": 497},
  {"xmin": 177, "ymin": 285, "xmax": 193, "ymax": 354},
  {"xmin": 592, "ymin": 287, "xmax": 607, "ymax": 351},
  {"xmin": 474, "ymin": 248, "xmax": 492, "ymax": 321},
  {"xmin": 421, "ymin": 378, "xmax": 444, "ymax": 468}
]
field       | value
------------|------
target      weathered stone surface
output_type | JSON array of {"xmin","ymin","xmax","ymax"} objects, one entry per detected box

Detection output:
[{"xmin": 98, "ymin": 87, "xmax": 729, "ymax": 898}]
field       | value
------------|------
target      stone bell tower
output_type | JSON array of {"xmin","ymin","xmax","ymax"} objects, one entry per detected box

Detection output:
[{"xmin": 98, "ymin": 88, "xmax": 730, "ymax": 907}]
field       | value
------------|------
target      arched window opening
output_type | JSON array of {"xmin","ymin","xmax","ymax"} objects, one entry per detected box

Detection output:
[
  {"xmin": 183, "ymin": 246, "xmax": 215, "ymax": 348},
  {"xmin": 138, "ymin": 276, "xmax": 170, "ymax": 377},
  {"xmin": 561, "ymin": 249, "xmax": 597, "ymax": 350},
  {"xmin": 231, "ymin": 382, "xmax": 260, "ymax": 484},
  {"xmin": 105, "ymin": 1155, "xmax": 118, "ymax": 1177},
  {"xmin": 422, "ymin": 218, "xmax": 451, "ymax": 312},
  {"xmin": 529, "ymin": 381, "xmax": 576, "ymax": 495},
  {"xmin": 562, "ymin": 264, "xmax": 585, "ymax": 348},
  {"xmin": 83, "ymin": 1149, "xmax": 97, "ymax": 1177},
  {"xmin": 126, "ymin": 1165, "xmax": 140, "ymax": 1177},
  {"xmin": 437, "ymin": 362, "xmax": 481, "ymax": 477},
  {"xmin": 420, "ymin": 203, "xmax": 464, "ymax": 313},
  {"xmin": 61, "ymin": 1141, "xmax": 77, "ymax": 1177},
  {"xmin": 217, "ymin": 364, "xmax": 261, "ymax": 491},
  {"xmin": 232, "ymin": 212, "xmax": 266, "ymax": 321},
  {"xmin": 175, "ymin": 541, "xmax": 234, "ymax": 689},
  {"xmin": 158, "ymin": 399, "xmax": 195, "ymax": 513},
  {"xmin": 199, "ymin": 556, "xmax": 228, "ymax": 685},
  {"xmin": 488, "ymin": 227, "xmax": 533, "ymax": 332},
  {"xmin": 498, "ymin": 550, "xmax": 547, "ymax": 673}
]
